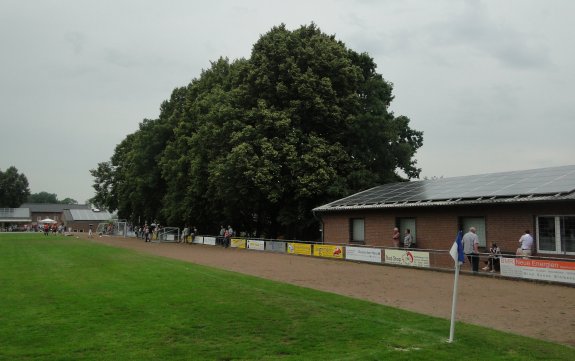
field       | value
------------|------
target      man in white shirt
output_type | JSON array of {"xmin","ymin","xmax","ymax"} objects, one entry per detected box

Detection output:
[
  {"xmin": 518, "ymin": 230, "xmax": 534, "ymax": 258},
  {"xmin": 462, "ymin": 227, "xmax": 480, "ymax": 273}
]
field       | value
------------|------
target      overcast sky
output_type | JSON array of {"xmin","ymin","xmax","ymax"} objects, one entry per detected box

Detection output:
[{"xmin": 1, "ymin": 0, "xmax": 573, "ymax": 203}]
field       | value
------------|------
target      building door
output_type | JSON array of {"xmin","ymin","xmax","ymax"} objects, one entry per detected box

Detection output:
[
  {"xmin": 461, "ymin": 217, "xmax": 486, "ymax": 247},
  {"xmin": 398, "ymin": 218, "xmax": 416, "ymax": 245}
]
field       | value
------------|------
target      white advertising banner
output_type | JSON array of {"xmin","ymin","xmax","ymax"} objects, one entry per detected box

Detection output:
[
  {"xmin": 192, "ymin": 236, "xmax": 204, "ymax": 244},
  {"xmin": 384, "ymin": 249, "xmax": 430, "ymax": 268},
  {"xmin": 247, "ymin": 239, "xmax": 265, "ymax": 251},
  {"xmin": 500, "ymin": 257, "xmax": 575, "ymax": 285},
  {"xmin": 345, "ymin": 246, "xmax": 382, "ymax": 263},
  {"xmin": 203, "ymin": 236, "xmax": 216, "ymax": 246}
]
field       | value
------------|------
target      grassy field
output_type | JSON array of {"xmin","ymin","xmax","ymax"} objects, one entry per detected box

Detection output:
[{"xmin": 0, "ymin": 233, "xmax": 573, "ymax": 360}]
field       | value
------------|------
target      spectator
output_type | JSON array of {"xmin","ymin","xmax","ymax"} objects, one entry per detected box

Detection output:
[
  {"xmin": 403, "ymin": 229, "xmax": 413, "ymax": 248},
  {"xmin": 483, "ymin": 241, "xmax": 501, "ymax": 272},
  {"xmin": 462, "ymin": 227, "xmax": 480, "ymax": 273},
  {"xmin": 181, "ymin": 226, "xmax": 189, "ymax": 243},
  {"xmin": 517, "ymin": 230, "xmax": 534, "ymax": 258},
  {"xmin": 392, "ymin": 227, "xmax": 400, "ymax": 248}
]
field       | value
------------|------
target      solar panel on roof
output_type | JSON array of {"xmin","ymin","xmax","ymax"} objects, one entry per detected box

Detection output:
[{"xmin": 322, "ymin": 165, "xmax": 575, "ymax": 208}]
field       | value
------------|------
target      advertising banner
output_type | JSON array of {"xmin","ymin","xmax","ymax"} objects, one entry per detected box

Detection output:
[
  {"xmin": 500, "ymin": 257, "xmax": 575, "ymax": 284},
  {"xmin": 346, "ymin": 246, "xmax": 382, "ymax": 263},
  {"xmin": 192, "ymin": 236, "xmax": 204, "ymax": 244},
  {"xmin": 287, "ymin": 242, "xmax": 312, "ymax": 256},
  {"xmin": 384, "ymin": 249, "xmax": 430, "ymax": 268},
  {"xmin": 203, "ymin": 236, "xmax": 216, "ymax": 246},
  {"xmin": 266, "ymin": 241, "xmax": 286, "ymax": 253},
  {"xmin": 313, "ymin": 244, "xmax": 344, "ymax": 259},
  {"xmin": 247, "ymin": 239, "xmax": 265, "ymax": 251},
  {"xmin": 231, "ymin": 238, "xmax": 246, "ymax": 249}
]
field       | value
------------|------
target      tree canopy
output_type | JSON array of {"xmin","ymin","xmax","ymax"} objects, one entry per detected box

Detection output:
[
  {"xmin": 27, "ymin": 192, "xmax": 78, "ymax": 204},
  {"xmin": 91, "ymin": 24, "xmax": 423, "ymax": 240},
  {"xmin": 0, "ymin": 166, "xmax": 30, "ymax": 208}
]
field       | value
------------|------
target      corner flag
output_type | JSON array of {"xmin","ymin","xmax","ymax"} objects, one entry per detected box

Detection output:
[
  {"xmin": 449, "ymin": 230, "xmax": 464, "ymax": 265},
  {"xmin": 448, "ymin": 230, "xmax": 464, "ymax": 343}
]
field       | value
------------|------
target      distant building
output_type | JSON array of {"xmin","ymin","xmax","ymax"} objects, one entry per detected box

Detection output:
[
  {"xmin": 313, "ymin": 165, "xmax": 575, "ymax": 258},
  {"xmin": 62, "ymin": 208, "xmax": 112, "ymax": 233},
  {"xmin": 0, "ymin": 208, "xmax": 31, "ymax": 230},
  {"xmin": 21, "ymin": 203, "xmax": 90, "ymax": 227}
]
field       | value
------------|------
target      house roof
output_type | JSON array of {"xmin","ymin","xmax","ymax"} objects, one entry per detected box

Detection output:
[
  {"xmin": 63, "ymin": 209, "xmax": 112, "ymax": 222},
  {"xmin": 314, "ymin": 164, "xmax": 575, "ymax": 212},
  {"xmin": 21, "ymin": 203, "xmax": 90, "ymax": 213},
  {"xmin": 0, "ymin": 208, "xmax": 31, "ymax": 222}
]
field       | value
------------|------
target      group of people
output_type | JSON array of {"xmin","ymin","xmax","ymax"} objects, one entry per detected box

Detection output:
[
  {"xmin": 134, "ymin": 223, "xmax": 237, "ymax": 247},
  {"xmin": 461, "ymin": 227, "xmax": 533, "ymax": 273},
  {"xmin": 42, "ymin": 222, "xmax": 65, "ymax": 235},
  {"xmin": 392, "ymin": 227, "xmax": 414, "ymax": 248},
  {"xmin": 134, "ymin": 224, "xmax": 162, "ymax": 242},
  {"xmin": 391, "ymin": 225, "xmax": 534, "ymax": 273},
  {"xmin": 219, "ymin": 225, "xmax": 235, "ymax": 247},
  {"xmin": 179, "ymin": 226, "xmax": 198, "ymax": 243}
]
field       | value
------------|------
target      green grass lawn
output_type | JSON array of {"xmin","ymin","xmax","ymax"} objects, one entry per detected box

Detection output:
[{"xmin": 0, "ymin": 233, "xmax": 572, "ymax": 360}]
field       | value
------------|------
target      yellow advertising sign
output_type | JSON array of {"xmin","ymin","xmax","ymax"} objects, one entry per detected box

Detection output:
[
  {"xmin": 287, "ymin": 242, "xmax": 312, "ymax": 256},
  {"xmin": 313, "ymin": 244, "xmax": 344, "ymax": 259},
  {"xmin": 230, "ymin": 238, "xmax": 246, "ymax": 249}
]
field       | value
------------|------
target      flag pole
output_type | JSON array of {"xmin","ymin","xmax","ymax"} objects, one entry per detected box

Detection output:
[{"xmin": 448, "ymin": 261, "xmax": 460, "ymax": 343}]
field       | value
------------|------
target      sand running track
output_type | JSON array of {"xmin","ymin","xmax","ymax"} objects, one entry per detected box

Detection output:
[{"xmin": 86, "ymin": 235, "xmax": 575, "ymax": 347}]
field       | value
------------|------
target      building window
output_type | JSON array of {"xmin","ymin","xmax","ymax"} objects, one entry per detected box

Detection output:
[
  {"xmin": 460, "ymin": 217, "xmax": 486, "ymax": 247},
  {"xmin": 536, "ymin": 216, "xmax": 575, "ymax": 254},
  {"xmin": 397, "ymin": 218, "xmax": 416, "ymax": 245},
  {"xmin": 350, "ymin": 218, "xmax": 365, "ymax": 243}
]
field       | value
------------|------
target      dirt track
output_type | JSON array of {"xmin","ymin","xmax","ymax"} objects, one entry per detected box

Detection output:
[{"xmin": 87, "ymin": 235, "xmax": 575, "ymax": 346}]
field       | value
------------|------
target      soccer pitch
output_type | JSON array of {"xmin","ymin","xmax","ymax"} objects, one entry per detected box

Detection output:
[{"xmin": 0, "ymin": 233, "xmax": 573, "ymax": 360}]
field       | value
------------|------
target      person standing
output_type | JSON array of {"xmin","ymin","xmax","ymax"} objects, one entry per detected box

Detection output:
[
  {"xmin": 88, "ymin": 224, "xmax": 93, "ymax": 238},
  {"xmin": 218, "ymin": 225, "xmax": 226, "ymax": 247},
  {"xmin": 144, "ymin": 225, "xmax": 150, "ymax": 242},
  {"xmin": 462, "ymin": 227, "xmax": 480, "ymax": 273},
  {"xmin": 403, "ymin": 229, "xmax": 413, "ymax": 248},
  {"xmin": 392, "ymin": 227, "xmax": 400, "ymax": 248},
  {"xmin": 517, "ymin": 230, "xmax": 534, "ymax": 258}
]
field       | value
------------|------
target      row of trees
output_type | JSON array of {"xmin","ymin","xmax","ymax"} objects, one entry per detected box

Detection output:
[
  {"xmin": 27, "ymin": 192, "xmax": 78, "ymax": 205},
  {"xmin": 90, "ymin": 24, "xmax": 423, "ymax": 240}
]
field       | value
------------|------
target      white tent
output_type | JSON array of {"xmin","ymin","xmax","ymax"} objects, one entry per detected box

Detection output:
[{"xmin": 39, "ymin": 218, "xmax": 57, "ymax": 224}]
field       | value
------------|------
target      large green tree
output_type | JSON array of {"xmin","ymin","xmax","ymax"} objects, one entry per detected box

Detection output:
[
  {"xmin": 91, "ymin": 24, "xmax": 423, "ymax": 240},
  {"xmin": 0, "ymin": 166, "xmax": 30, "ymax": 208}
]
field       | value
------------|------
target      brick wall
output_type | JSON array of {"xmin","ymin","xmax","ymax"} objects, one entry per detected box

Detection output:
[{"xmin": 319, "ymin": 201, "xmax": 575, "ymax": 256}]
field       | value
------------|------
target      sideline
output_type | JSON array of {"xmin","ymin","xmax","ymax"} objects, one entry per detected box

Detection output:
[{"xmin": 86, "ymin": 235, "xmax": 575, "ymax": 347}]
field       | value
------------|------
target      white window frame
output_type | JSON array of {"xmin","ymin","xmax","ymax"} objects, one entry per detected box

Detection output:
[
  {"xmin": 536, "ymin": 215, "xmax": 575, "ymax": 255},
  {"xmin": 350, "ymin": 218, "xmax": 365, "ymax": 243}
]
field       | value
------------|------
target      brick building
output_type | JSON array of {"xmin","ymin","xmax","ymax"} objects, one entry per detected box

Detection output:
[
  {"xmin": 21, "ymin": 203, "xmax": 91, "ymax": 228},
  {"xmin": 62, "ymin": 208, "xmax": 112, "ymax": 233},
  {"xmin": 313, "ymin": 165, "xmax": 575, "ymax": 257}
]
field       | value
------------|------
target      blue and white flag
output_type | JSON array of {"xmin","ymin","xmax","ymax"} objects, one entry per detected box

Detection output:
[{"xmin": 449, "ymin": 230, "xmax": 465, "ymax": 265}]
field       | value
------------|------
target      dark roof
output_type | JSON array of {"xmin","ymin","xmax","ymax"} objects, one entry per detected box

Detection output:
[
  {"xmin": 63, "ymin": 209, "xmax": 112, "ymax": 221},
  {"xmin": 0, "ymin": 208, "xmax": 31, "ymax": 222},
  {"xmin": 21, "ymin": 203, "xmax": 90, "ymax": 213},
  {"xmin": 314, "ymin": 164, "xmax": 575, "ymax": 212}
]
